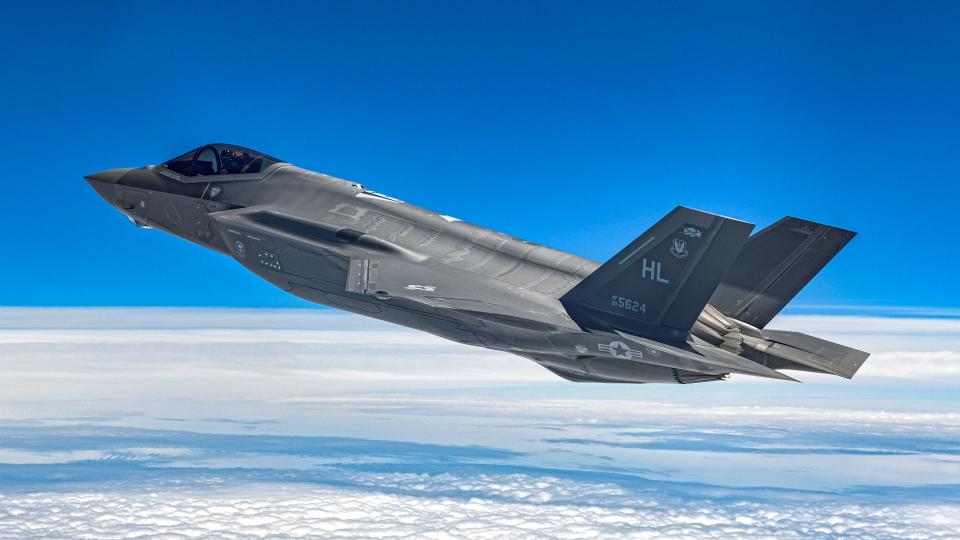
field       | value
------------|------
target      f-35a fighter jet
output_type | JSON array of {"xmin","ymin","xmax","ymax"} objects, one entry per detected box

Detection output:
[{"xmin": 86, "ymin": 144, "xmax": 869, "ymax": 384}]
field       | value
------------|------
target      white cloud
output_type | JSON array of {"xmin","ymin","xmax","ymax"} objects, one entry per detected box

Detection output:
[
  {"xmin": 0, "ymin": 309, "xmax": 554, "ymax": 406},
  {"xmin": 0, "ymin": 449, "xmax": 105, "ymax": 464},
  {"xmin": 1, "ymin": 308, "xmax": 959, "ymax": 427},
  {"xmin": 1, "ymin": 309, "xmax": 958, "ymax": 391},
  {"xmin": 0, "ymin": 479, "xmax": 956, "ymax": 539},
  {"xmin": 1, "ymin": 308, "xmax": 958, "ymax": 538},
  {"xmin": 274, "ymin": 395, "xmax": 960, "ymax": 429},
  {"xmin": 769, "ymin": 315, "xmax": 960, "ymax": 352},
  {"xmin": 860, "ymin": 350, "xmax": 960, "ymax": 379}
]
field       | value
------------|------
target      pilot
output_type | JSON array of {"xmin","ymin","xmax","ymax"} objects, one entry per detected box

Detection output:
[{"xmin": 220, "ymin": 148, "xmax": 255, "ymax": 174}]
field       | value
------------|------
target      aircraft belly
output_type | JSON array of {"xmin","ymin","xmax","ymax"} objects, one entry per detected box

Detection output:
[
  {"xmin": 527, "ymin": 353, "xmax": 725, "ymax": 384},
  {"xmin": 288, "ymin": 281, "xmax": 492, "ymax": 346}
]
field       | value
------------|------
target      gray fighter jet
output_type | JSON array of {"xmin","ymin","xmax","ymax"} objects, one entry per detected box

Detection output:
[{"xmin": 86, "ymin": 144, "xmax": 869, "ymax": 384}]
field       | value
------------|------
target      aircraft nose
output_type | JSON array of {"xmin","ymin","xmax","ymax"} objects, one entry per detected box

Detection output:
[
  {"xmin": 84, "ymin": 168, "xmax": 132, "ymax": 185},
  {"xmin": 85, "ymin": 168, "xmax": 133, "ymax": 202}
]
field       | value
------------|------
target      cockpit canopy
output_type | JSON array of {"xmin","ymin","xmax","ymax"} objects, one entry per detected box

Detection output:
[{"xmin": 162, "ymin": 144, "xmax": 283, "ymax": 177}]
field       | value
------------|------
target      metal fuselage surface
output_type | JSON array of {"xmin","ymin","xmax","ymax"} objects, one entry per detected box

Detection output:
[
  {"xmin": 87, "ymin": 154, "xmax": 868, "ymax": 385},
  {"xmin": 88, "ymin": 163, "xmax": 697, "ymax": 383}
]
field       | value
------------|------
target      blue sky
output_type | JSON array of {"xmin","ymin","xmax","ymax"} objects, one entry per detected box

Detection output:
[
  {"xmin": 1, "ymin": 1, "xmax": 958, "ymax": 309},
  {"xmin": 3, "ymin": 6, "xmax": 958, "ymax": 534}
]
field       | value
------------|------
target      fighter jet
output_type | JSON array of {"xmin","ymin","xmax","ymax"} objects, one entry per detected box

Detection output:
[{"xmin": 85, "ymin": 144, "xmax": 869, "ymax": 384}]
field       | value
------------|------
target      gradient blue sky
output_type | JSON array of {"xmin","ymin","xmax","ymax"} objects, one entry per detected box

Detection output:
[{"xmin": 1, "ymin": 1, "xmax": 957, "ymax": 308}]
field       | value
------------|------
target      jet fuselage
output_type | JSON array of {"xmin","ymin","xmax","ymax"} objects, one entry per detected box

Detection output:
[{"xmin": 85, "ymin": 145, "xmax": 867, "ymax": 384}]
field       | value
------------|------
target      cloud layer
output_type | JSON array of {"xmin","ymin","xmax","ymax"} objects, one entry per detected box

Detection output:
[
  {"xmin": 2, "ymin": 309, "xmax": 959, "ymax": 401},
  {"xmin": 2, "ymin": 480, "xmax": 958, "ymax": 540},
  {"xmin": 0, "ymin": 308, "xmax": 958, "ymax": 538}
]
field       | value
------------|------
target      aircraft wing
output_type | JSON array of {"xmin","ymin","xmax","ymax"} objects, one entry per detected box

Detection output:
[
  {"xmin": 209, "ymin": 206, "xmax": 572, "ymax": 324},
  {"xmin": 346, "ymin": 256, "xmax": 573, "ymax": 323}
]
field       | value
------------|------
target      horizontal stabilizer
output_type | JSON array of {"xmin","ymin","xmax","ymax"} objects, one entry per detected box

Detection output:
[
  {"xmin": 616, "ymin": 331, "xmax": 798, "ymax": 381},
  {"xmin": 710, "ymin": 217, "xmax": 856, "ymax": 328},
  {"xmin": 759, "ymin": 330, "xmax": 869, "ymax": 379},
  {"xmin": 561, "ymin": 207, "xmax": 754, "ymax": 341}
]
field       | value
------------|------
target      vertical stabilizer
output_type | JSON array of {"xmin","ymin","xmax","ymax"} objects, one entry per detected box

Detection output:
[
  {"xmin": 560, "ymin": 207, "xmax": 754, "ymax": 341},
  {"xmin": 709, "ymin": 217, "xmax": 855, "ymax": 328}
]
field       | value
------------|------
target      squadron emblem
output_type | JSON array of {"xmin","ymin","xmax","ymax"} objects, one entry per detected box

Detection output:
[{"xmin": 669, "ymin": 238, "xmax": 689, "ymax": 259}]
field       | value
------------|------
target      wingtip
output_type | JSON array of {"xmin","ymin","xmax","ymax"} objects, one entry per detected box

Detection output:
[{"xmin": 782, "ymin": 372, "xmax": 802, "ymax": 383}]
